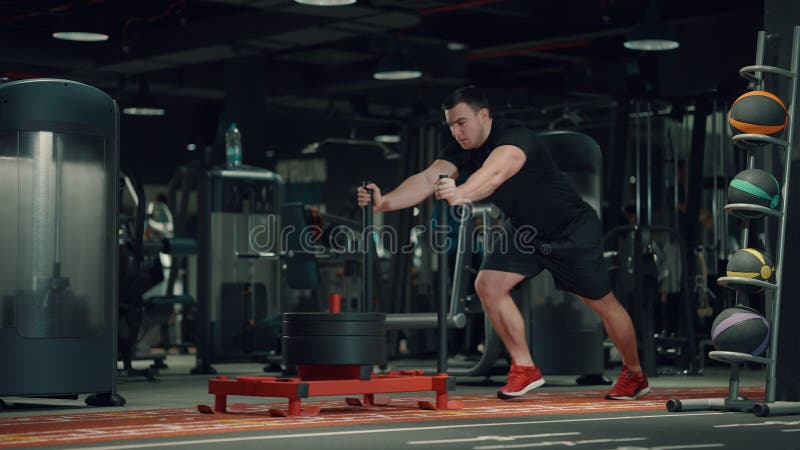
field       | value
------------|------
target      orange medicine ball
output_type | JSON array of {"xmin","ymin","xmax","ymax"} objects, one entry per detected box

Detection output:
[{"xmin": 728, "ymin": 90, "xmax": 788, "ymax": 136}]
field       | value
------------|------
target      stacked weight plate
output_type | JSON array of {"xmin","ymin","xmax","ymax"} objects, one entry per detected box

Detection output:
[{"xmin": 282, "ymin": 312, "xmax": 387, "ymax": 366}]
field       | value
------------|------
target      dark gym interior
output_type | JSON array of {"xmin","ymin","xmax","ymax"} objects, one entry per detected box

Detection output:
[{"xmin": 2, "ymin": 1, "xmax": 800, "ymax": 449}]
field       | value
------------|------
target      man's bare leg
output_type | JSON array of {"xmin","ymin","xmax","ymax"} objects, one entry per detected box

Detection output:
[{"xmin": 579, "ymin": 291, "xmax": 642, "ymax": 373}]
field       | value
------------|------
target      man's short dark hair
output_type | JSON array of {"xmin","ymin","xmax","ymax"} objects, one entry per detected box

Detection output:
[{"xmin": 441, "ymin": 85, "xmax": 489, "ymax": 113}]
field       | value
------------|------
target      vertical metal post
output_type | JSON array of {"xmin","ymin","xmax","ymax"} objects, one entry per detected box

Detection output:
[
  {"xmin": 362, "ymin": 181, "xmax": 373, "ymax": 313},
  {"xmin": 712, "ymin": 100, "xmax": 719, "ymax": 256},
  {"xmin": 646, "ymin": 102, "xmax": 653, "ymax": 225},
  {"xmin": 450, "ymin": 205, "xmax": 468, "ymax": 316},
  {"xmin": 766, "ymin": 25, "xmax": 800, "ymax": 403},
  {"xmin": 673, "ymin": 119, "xmax": 680, "ymax": 230},
  {"xmin": 727, "ymin": 363, "xmax": 741, "ymax": 402},
  {"xmin": 755, "ymin": 31, "xmax": 767, "ymax": 90},
  {"xmin": 635, "ymin": 102, "xmax": 642, "ymax": 224},
  {"xmin": 721, "ymin": 100, "xmax": 729, "ymax": 265},
  {"xmin": 737, "ymin": 208, "xmax": 751, "ymax": 310},
  {"xmin": 437, "ymin": 174, "xmax": 450, "ymax": 375}
]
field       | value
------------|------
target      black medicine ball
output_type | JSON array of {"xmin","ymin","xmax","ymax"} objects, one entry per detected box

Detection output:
[
  {"xmin": 726, "ymin": 248, "xmax": 775, "ymax": 292},
  {"xmin": 728, "ymin": 90, "xmax": 788, "ymax": 137},
  {"xmin": 727, "ymin": 169, "xmax": 781, "ymax": 218},
  {"xmin": 711, "ymin": 306, "xmax": 769, "ymax": 356}
]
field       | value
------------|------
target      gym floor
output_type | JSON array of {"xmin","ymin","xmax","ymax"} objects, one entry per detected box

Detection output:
[{"xmin": 2, "ymin": 355, "xmax": 798, "ymax": 450}]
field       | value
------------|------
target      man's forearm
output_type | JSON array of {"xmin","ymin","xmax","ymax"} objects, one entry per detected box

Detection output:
[
  {"xmin": 453, "ymin": 167, "xmax": 503, "ymax": 203},
  {"xmin": 378, "ymin": 172, "xmax": 435, "ymax": 211}
]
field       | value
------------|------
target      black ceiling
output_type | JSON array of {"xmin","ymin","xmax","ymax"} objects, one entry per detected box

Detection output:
[{"xmin": 0, "ymin": 0, "xmax": 762, "ymax": 122}]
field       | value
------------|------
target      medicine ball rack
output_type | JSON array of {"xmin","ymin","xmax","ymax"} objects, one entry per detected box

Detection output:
[
  {"xmin": 200, "ymin": 179, "xmax": 464, "ymax": 417},
  {"xmin": 667, "ymin": 27, "xmax": 800, "ymax": 417}
]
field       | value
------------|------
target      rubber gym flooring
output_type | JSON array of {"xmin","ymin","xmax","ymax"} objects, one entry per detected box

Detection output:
[{"xmin": 1, "ymin": 355, "xmax": 798, "ymax": 450}]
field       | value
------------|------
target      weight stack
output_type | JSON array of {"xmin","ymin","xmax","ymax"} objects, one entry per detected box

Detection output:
[{"xmin": 282, "ymin": 313, "xmax": 387, "ymax": 371}]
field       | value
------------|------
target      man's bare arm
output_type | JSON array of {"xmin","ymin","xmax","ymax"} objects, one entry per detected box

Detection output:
[
  {"xmin": 377, "ymin": 159, "xmax": 458, "ymax": 212},
  {"xmin": 452, "ymin": 146, "xmax": 525, "ymax": 203}
]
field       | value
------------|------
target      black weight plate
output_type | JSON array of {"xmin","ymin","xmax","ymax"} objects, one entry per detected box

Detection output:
[
  {"xmin": 282, "ymin": 335, "xmax": 386, "ymax": 365},
  {"xmin": 283, "ymin": 312, "xmax": 386, "ymax": 322},
  {"xmin": 283, "ymin": 320, "xmax": 385, "ymax": 336}
]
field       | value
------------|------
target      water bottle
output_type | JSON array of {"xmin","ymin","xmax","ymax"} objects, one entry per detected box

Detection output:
[{"xmin": 225, "ymin": 123, "xmax": 242, "ymax": 167}]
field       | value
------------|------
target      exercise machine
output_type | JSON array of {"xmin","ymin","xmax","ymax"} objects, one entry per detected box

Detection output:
[
  {"xmin": 0, "ymin": 79, "xmax": 122, "ymax": 407},
  {"xmin": 193, "ymin": 165, "xmax": 283, "ymax": 374}
]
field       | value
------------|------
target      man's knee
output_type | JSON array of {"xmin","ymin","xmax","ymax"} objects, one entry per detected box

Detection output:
[
  {"xmin": 475, "ymin": 273, "xmax": 510, "ymax": 301},
  {"xmin": 579, "ymin": 291, "xmax": 618, "ymax": 315}
]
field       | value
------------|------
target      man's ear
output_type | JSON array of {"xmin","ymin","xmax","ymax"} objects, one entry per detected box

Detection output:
[{"xmin": 479, "ymin": 108, "xmax": 489, "ymax": 120}]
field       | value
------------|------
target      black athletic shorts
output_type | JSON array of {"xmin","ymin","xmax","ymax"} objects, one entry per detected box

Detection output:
[{"xmin": 479, "ymin": 208, "xmax": 612, "ymax": 300}]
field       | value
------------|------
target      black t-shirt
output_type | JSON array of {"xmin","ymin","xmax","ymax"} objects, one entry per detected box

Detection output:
[{"xmin": 437, "ymin": 118, "xmax": 591, "ymax": 239}]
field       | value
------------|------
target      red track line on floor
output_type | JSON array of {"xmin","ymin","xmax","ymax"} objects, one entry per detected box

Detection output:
[{"xmin": 0, "ymin": 387, "xmax": 765, "ymax": 449}]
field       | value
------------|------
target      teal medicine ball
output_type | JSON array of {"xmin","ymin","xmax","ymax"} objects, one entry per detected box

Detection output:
[{"xmin": 727, "ymin": 169, "xmax": 780, "ymax": 219}]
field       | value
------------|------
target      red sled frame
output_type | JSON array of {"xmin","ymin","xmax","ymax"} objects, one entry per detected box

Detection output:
[{"xmin": 205, "ymin": 364, "xmax": 463, "ymax": 417}]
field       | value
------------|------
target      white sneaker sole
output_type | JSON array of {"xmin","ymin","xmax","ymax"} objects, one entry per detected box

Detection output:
[
  {"xmin": 497, "ymin": 378, "xmax": 546, "ymax": 400},
  {"xmin": 606, "ymin": 386, "xmax": 651, "ymax": 400}
]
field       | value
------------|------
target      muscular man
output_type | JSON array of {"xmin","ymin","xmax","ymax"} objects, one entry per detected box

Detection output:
[{"xmin": 357, "ymin": 86, "xmax": 649, "ymax": 400}]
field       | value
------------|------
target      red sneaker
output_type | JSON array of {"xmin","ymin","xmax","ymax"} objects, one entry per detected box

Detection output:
[
  {"xmin": 497, "ymin": 362, "xmax": 545, "ymax": 400},
  {"xmin": 605, "ymin": 366, "xmax": 650, "ymax": 400}
]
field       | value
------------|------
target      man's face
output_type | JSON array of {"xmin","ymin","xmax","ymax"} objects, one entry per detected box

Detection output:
[{"xmin": 444, "ymin": 102, "xmax": 489, "ymax": 149}]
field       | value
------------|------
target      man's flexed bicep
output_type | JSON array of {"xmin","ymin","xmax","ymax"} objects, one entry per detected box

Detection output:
[
  {"xmin": 482, "ymin": 145, "xmax": 526, "ymax": 181},
  {"xmin": 445, "ymin": 146, "xmax": 525, "ymax": 204}
]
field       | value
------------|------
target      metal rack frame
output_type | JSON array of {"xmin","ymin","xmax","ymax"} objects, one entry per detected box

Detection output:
[{"xmin": 667, "ymin": 27, "xmax": 800, "ymax": 417}]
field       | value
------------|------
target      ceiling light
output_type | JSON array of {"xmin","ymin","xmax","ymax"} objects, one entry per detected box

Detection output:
[
  {"xmin": 374, "ymin": 134, "xmax": 400, "ymax": 144},
  {"xmin": 53, "ymin": 31, "xmax": 109, "ymax": 42},
  {"xmin": 52, "ymin": 13, "xmax": 109, "ymax": 42},
  {"xmin": 446, "ymin": 42, "xmax": 467, "ymax": 51},
  {"xmin": 123, "ymin": 80, "xmax": 166, "ymax": 116},
  {"xmin": 375, "ymin": 124, "xmax": 402, "ymax": 143},
  {"xmin": 374, "ymin": 46, "xmax": 422, "ymax": 81},
  {"xmin": 623, "ymin": 2, "xmax": 679, "ymax": 51},
  {"xmin": 122, "ymin": 107, "xmax": 166, "ymax": 116},
  {"xmin": 293, "ymin": 0, "xmax": 357, "ymax": 5},
  {"xmin": 374, "ymin": 69, "xmax": 422, "ymax": 81}
]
